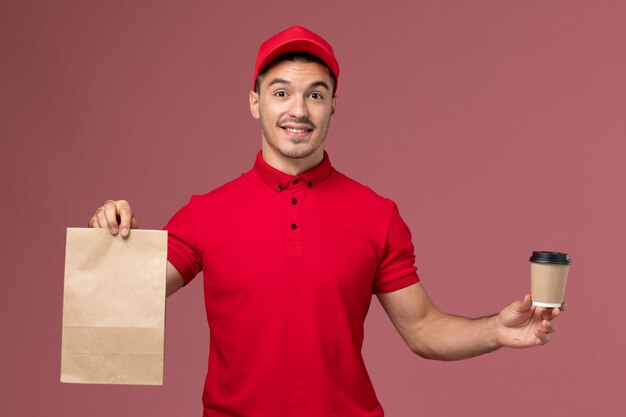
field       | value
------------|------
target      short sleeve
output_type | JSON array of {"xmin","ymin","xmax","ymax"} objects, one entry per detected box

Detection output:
[
  {"xmin": 373, "ymin": 201, "xmax": 420, "ymax": 293},
  {"xmin": 163, "ymin": 198, "xmax": 203, "ymax": 284}
]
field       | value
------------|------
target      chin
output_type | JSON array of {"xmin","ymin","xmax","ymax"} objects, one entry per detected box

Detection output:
[
  {"xmin": 274, "ymin": 140, "xmax": 313, "ymax": 158},
  {"xmin": 279, "ymin": 148, "xmax": 316, "ymax": 160}
]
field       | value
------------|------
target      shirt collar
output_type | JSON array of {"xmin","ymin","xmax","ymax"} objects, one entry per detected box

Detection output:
[{"xmin": 252, "ymin": 150, "xmax": 334, "ymax": 192}]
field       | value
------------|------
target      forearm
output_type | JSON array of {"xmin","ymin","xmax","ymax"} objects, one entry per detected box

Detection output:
[
  {"xmin": 380, "ymin": 283, "xmax": 559, "ymax": 360},
  {"xmin": 409, "ymin": 309, "xmax": 501, "ymax": 361},
  {"xmin": 378, "ymin": 283, "xmax": 503, "ymax": 361}
]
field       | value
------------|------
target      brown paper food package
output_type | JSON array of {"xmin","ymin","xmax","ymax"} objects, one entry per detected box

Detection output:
[{"xmin": 61, "ymin": 228, "xmax": 167, "ymax": 385}]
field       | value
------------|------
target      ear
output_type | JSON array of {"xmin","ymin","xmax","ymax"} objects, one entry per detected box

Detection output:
[
  {"xmin": 249, "ymin": 90, "xmax": 260, "ymax": 120},
  {"xmin": 330, "ymin": 96, "xmax": 337, "ymax": 120}
]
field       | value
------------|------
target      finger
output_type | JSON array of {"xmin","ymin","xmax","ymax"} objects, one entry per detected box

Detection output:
[
  {"xmin": 95, "ymin": 208, "xmax": 109, "ymax": 229},
  {"xmin": 542, "ymin": 307, "xmax": 561, "ymax": 321},
  {"xmin": 88, "ymin": 214, "xmax": 98, "ymax": 228},
  {"xmin": 535, "ymin": 330, "xmax": 550, "ymax": 345},
  {"xmin": 533, "ymin": 321, "xmax": 553, "ymax": 344},
  {"xmin": 539, "ymin": 319, "xmax": 555, "ymax": 334},
  {"xmin": 534, "ymin": 306, "xmax": 547, "ymax": 318},
  {"xmin": 130, "ymin": 215, "xmax": 139, "ymax": 229},
  {"xmin": 90, "ymin": 205, "xmax": 106, "ymax": 228},
  {"xmin": 117, "ymin": 200, "xmax": 133, "ymax": 237},
  {"xmin": 103, "ymin": 200, "xmax": 120, "ymax": 234}
]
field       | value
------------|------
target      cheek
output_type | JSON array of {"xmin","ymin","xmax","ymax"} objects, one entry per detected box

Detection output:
[
  {"xmin": 317, "ymin": 108, "xmax": 334, "ymax": 126},
  {"xmin": 260, "ymin": 104, "xmax": 284, "ymax": 122}
]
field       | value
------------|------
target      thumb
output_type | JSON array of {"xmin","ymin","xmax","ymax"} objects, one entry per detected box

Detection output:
[
  {"xmin": 506, "ymin": 295, "xmax": 531, "ymax": 314},
  {"xmin": 520, "ymin": 294, "xmax": 532, "ymax": 311},
  {"xmin": 500, "ymin": 295, "xmax": 532, "ymax": 328}
]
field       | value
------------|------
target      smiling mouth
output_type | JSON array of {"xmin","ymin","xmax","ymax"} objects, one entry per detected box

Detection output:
[
  {"xmin": 282, "ymin": 127, "xmax": 312, "ymax": 134},
  {"xmin": 279, "ymin": 118, "xmax": 315, "ymax": 133},
  {"xmin": 279, "ymin": 124, "xmax": 314, "ymax": 140}
]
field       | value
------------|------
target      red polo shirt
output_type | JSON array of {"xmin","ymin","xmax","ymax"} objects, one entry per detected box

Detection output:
[{"xmin": 164, "ymin": 151, "xmax": 419, "ymax": 417}]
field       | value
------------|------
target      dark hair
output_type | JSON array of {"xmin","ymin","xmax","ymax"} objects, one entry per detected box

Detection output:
[{"xmin": 255, "ymin": 52, "xmax": 337, "ymax": 93}]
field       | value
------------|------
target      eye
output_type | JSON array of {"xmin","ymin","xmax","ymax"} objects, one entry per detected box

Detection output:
[
  {"xmin": 274, "ymin": 90, "xmax": 288, "ymax": 98},
  {"xmin": 309, "ymin": 92, "xmax": 323, "ymax": 100}
]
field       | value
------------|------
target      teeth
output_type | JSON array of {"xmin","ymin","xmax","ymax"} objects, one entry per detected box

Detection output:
[{"xmin": 285, "ymin": 127, "xmax": 308, "ymax": 133}]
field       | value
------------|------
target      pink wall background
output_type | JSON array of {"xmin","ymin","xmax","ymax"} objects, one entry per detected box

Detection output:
[{"xmin": 2, "ymin": 1, "xmax": 625, "ymax": 416}]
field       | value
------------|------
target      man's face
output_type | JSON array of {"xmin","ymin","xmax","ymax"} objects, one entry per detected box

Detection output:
[{"xmin": 249, "ymin": 60, "xmax": 336, "ymax": 164}]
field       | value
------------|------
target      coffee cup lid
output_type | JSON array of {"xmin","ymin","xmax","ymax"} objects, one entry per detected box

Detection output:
[{"xmin": 529, "ymin": 251, "xmax": 572, "ymax": 265}]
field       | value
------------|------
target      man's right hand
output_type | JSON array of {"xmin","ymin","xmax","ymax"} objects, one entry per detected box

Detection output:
[{"xmin": 88, "ymin": 200, "xmax": 138, "ymax": 237}]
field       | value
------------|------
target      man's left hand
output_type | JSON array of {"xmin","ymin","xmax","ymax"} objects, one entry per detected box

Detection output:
[{"xmin": 495, "ymin": 295, "xmax": 563, "ymax": 348}]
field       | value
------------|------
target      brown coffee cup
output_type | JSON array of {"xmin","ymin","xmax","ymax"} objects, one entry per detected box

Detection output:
[{"xmin": 530, "ymin": 251, "xmax": 571, "ymax": 308}]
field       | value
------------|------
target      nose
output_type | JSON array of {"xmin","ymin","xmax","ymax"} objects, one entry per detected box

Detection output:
[{"xmin": 288, "ymin": 96, "xmax": 308, "ymax": 120}]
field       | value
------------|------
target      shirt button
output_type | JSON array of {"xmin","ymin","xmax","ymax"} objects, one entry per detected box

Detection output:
[
  {"xmin": 292, "ymin": 179, "xmax": 299, "ymax": 185},
  {"xmin": 307, "ymin": 182, "xmax": 312, "ymax": 188},
  {"xmin": 292, "ymin": 198, "xmax": 297, "ymax": 205},
  {"xmin": 278, "ymin": 185, "xmax": 283, "ymax": 191},
  {"xmin": 291, "ymin": 224, "xmax": 297, "ymax": 230}
]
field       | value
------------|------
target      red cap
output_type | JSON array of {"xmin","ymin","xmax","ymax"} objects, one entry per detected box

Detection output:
[{"xmin": 253, "ymin": 25, "xmax": 340, "ymax": 93}]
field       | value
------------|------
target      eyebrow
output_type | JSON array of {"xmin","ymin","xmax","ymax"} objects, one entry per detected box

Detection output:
[
  {"xmin": 267, "ymin": 78, "xmax": 290, "ymax": 87},
  {"xmin": 308, "ymin": 81, "xmax": 330, "ymax": 91},
  {"xmin": 267, "ymin": 78, "xmax": 330, "ymax": 91}
]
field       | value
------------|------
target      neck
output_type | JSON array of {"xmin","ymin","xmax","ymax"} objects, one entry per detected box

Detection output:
[{"xmin": 261, "ymin": 143, "xmax": 324, "ymax": 176}]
